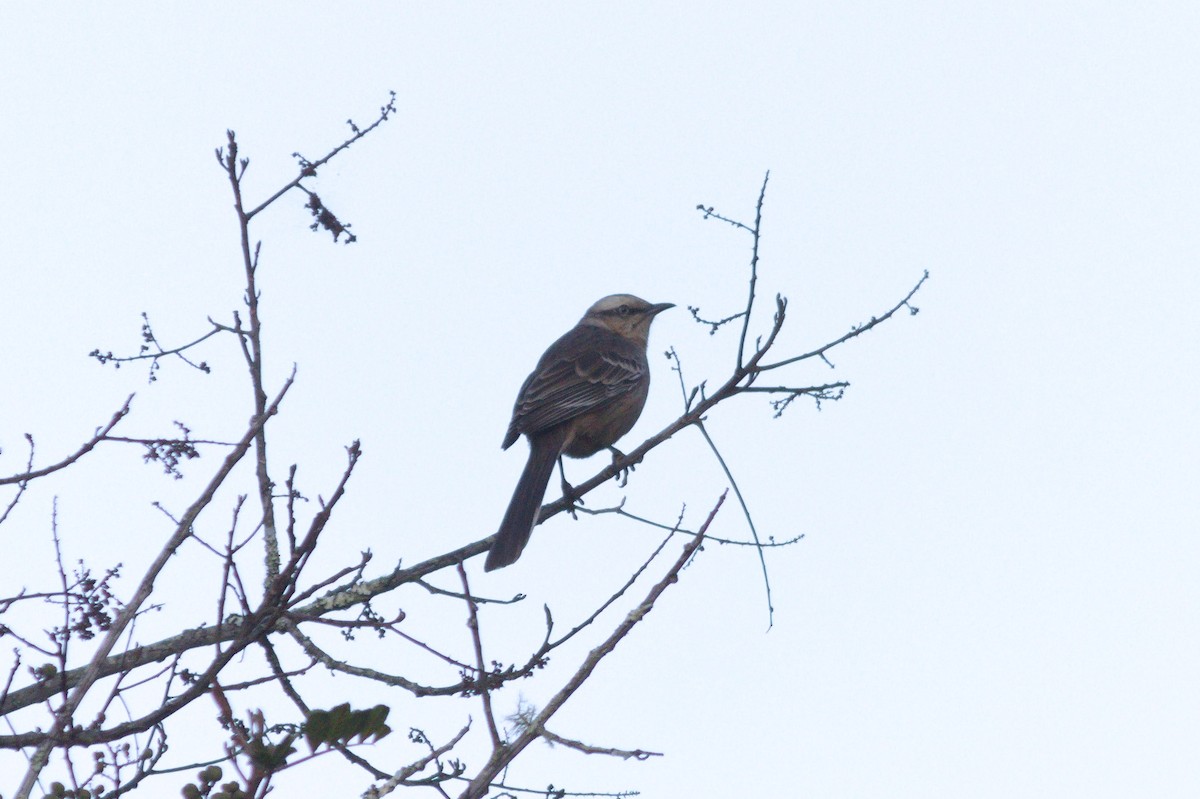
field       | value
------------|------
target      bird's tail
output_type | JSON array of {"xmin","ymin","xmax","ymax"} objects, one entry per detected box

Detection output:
[{"xmin": 486, "ymin": 430, "xmax": 567, "ymax": 571}]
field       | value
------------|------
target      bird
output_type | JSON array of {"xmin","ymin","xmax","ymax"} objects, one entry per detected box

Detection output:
[{"xmin": 485, "ymin": 294, "xmax": 673, "ymax": 571}]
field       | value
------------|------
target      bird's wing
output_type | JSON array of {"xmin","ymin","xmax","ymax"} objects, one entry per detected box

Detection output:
[{"xmin": 507, "ymin": 345, "xmax": 645, "ymax": 441}]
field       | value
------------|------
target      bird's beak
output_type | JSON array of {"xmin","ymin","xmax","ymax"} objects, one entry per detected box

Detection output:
[{"xmin": 648, "ymin": 302, "xmax": 675, "ymax": 316}]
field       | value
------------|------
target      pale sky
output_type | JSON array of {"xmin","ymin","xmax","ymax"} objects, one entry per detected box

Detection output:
[{"xmin": 1, "ymin": 3, "xmax": 1197, "ymax": 797}]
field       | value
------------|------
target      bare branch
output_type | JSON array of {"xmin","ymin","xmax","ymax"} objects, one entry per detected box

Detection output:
[
  {"xmin": 89, "ymin": 314, "xmax": 221, "ymax": 378},
  {"xmin": 244, "ymin": 91, "xmax": 398, "ymax": 220},
  {"xmin": 457, "ymin": 564, "xmax": 502, "ymax": 748},
  {"xmin": 364, "ymin": 723, "xmax": 471, "ymax": 798},
  {"xmin": 457, "ymin": 492, "xmax": 726, "ymax": 799},
  {"xmin": 14, "ymin": 373, "xmax": 293, "ymax": 796},
  {"xmin": 757, "ymin": 270, "xmax": 930, "ymax": 372},
  {"xmin": 540, "ymin": 729, "xmax": 661, "ymax": 761},
  {"xmin": 0, "ymin": 397, "xmax": 133, "ymax": 485},
  {"xmin": 692, "ymin": 421, "xmax": 775, "ymax": 628},
  {"xmin": 736, "ymin": 170, "xmax": 770, "ymax": 370},
  {"xmin": 549, "ymin": 515, "xmax": 683, "ymax": 649}
]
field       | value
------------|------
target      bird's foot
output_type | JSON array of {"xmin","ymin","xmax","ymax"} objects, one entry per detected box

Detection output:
[
  {"xmin": 560, "ymin": 473, "xmax": 586, "ymax": 520},
  {"xmin": 607, "ymin": 446, "xmax": 641, "ymax": 488}
]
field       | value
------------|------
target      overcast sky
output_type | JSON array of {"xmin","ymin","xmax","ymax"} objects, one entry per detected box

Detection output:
[{"xmin": 1, "ymin": 3, "xmax": 1197, "ymax": 797}]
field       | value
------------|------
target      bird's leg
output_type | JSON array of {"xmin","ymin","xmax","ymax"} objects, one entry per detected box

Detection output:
[
  {"xmin": 558, "ymin": 456, "xmax": 585, "ymax": 519},
  {"xmin": 607, "ymin": 446, "xmax": 642, "ymax": 488}
]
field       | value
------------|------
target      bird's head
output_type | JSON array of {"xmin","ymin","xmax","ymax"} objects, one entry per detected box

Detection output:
[{"xmin": 581, "ymin": 294, "xmax": 674, "ymax": 343}]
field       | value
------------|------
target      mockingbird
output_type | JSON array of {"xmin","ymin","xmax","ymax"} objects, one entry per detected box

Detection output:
[{"xmin": 485, "ymin": 294, "xmax": 673, "ymax": 571}]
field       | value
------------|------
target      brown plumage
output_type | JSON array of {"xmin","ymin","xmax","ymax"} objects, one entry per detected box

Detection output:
[{"xmin": 485, "ymin": 294, "xmax": 673, "ymax": 571}]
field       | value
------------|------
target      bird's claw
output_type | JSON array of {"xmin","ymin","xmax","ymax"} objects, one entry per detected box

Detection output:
[
  {"xmin": 607, "ymin": 446, "xmax": 640, "ymax": 488},
  {"xmin": 560, "ymin": 474, "xmax": 585, "ymax": 520}
]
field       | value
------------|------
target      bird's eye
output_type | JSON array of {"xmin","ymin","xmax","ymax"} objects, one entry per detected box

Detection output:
[{"xmin": 617, "ymin": 305, "xmax": 631, "ymax": 316}]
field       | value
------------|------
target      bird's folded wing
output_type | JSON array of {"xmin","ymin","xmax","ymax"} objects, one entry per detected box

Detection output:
[{"xmin": 512, "ymin": 349, "xmax": 645, "ymax": 436}]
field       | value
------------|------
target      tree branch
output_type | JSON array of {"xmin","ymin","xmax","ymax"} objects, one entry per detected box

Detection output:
[
  {"xmin": 457, "ymin": 492, "xmax": 726, "ymax": 799},
  {"xmin": 13, "ymin": 374, "xmax": 293, "ymax": 797},
  {"xmin": 0, "ymin": 397, "xmax": 133, "ymax": 485}
]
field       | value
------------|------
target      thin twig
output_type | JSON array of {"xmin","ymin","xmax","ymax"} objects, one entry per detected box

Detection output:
[
  {"xmin": 457, "ymin": 492, "xmax": 726, "ymax": 799},
  {"xmin": 245, "ymin": 92, "xmax": 397, "ymax": 220},
  {"xmin": 0, "ymin": 398, "xmax": 133, "ymax": 485},
  {"xmin": 540, "ymin": 729, "xmax": 662, "ymax": 760},
  {"xmin": 457, "ymin": 563, "xmax": 502, "ymax": 749},
  {"xmin": 13, "ymin": 374, "xmax": 293, "ymax": 798},
  {"xmin": 757, "ymin": 270, "xmax": 930, "ymax": 372},
  {"xmin": 693, "ymin": 422, "xmax": 774, "ymax": 629}
]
